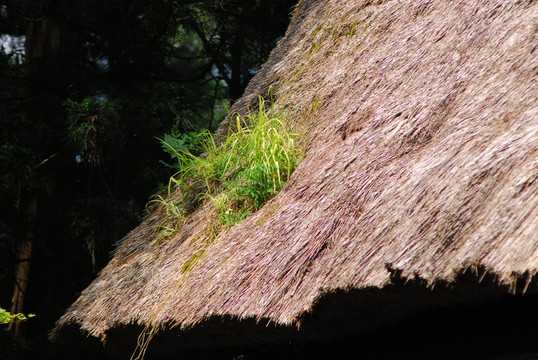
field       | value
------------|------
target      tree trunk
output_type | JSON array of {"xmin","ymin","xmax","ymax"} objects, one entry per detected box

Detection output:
[
  {"xmin": 9, "ymin": 196, "xmax": 36, "ymax": 338},
  {"xmin": 8, "ymin": 17, "xmax": 63, "ymax": 341}
]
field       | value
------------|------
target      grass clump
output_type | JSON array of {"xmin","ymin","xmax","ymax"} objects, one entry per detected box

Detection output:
[{"xmin": 162, "ymin": 91, "xmax": 303, "ymax": 228}]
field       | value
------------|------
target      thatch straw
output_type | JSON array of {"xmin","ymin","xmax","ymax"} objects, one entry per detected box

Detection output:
[{"xmin": 52, "ymin": 0, "xmax": 538, "ymax": 349}]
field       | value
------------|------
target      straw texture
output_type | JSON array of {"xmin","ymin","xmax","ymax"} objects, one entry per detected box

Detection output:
[{"xmin": 53, "ymin": 0, "xmax": 538, "ymax": 344}]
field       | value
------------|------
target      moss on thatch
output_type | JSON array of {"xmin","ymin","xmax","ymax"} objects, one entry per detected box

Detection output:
[{"xmin": 52, "ymin": 0, "xmax": 538, "ymax": 353}]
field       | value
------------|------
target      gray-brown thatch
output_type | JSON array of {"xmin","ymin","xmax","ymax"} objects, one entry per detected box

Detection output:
[{"xmin": 53, "ymin": 0, "xmax": 538, "ymax": 355}]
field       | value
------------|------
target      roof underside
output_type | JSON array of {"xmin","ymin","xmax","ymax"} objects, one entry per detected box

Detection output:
[{"xmin": 53, "ymin": 0, "xmax": 538, "ymax": 351}]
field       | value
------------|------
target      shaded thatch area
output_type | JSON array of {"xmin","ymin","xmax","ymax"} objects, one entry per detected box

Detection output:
[{"xmin": 52, "ymin": 0, "xmax": 538, "ymax": 356}]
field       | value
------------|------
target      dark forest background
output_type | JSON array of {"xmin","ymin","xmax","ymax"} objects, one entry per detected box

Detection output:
[{"xmin": 0, "ymin": 1, "xmax": 295, "ymax": 358}]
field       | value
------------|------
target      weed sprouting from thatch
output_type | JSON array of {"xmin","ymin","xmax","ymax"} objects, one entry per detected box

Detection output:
[
  {"xmin": 157, "ymin": 90, "xmax": 303, "ymax": 234},
  {"xmin": 147, "ymin": 195, "xmax": 185, "ymax": 244}
]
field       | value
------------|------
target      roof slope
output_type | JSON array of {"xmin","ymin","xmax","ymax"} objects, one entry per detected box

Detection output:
[{"xmin": 53, "ymin": 0, "xmax": 538, "ymax": 347}]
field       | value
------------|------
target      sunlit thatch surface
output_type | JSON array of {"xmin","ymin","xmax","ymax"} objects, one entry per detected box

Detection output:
[{"xmin": 53, "ymin": 0, "xmax": 537, "ymax": 348}]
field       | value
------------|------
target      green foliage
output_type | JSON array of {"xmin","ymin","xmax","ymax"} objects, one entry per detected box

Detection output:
[
  {"xmin": 160, "ymin": 91, "xmax": 303, "ymax": 228},
  {"xmin": 0, "ymin": 307, "xmax": 35, "ymax": 325},
  {"xmin": 148, "ymin": 195, "xmax": 184, "ymax": 245},
  {"xmin": 153, "ymin": 128, "xmax": 212, "ymax": 244},
  {"xmin": 160, "ymin": 127, "xmax": 206, "ymax": 163}
]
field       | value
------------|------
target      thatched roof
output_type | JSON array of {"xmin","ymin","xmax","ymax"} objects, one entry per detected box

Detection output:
[{"xmin": 53, "ymin": 0, "xmax": 538, "ymax": 356}]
